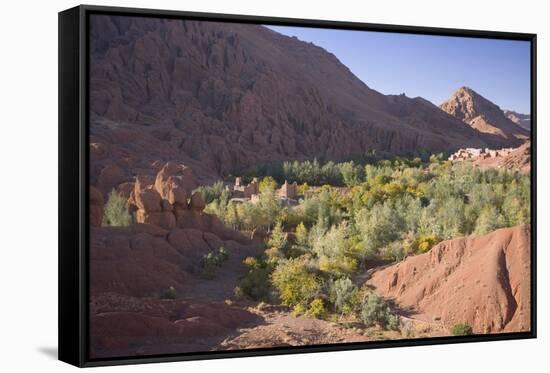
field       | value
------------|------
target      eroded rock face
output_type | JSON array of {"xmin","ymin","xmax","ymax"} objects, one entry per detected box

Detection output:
[
  {"xmin": 88, "ymin": 16, "xmax": 510, "ymax": 184},
  {"xmin": 367, "ymin": 225, "xmax": 531, "ymax": 333},
  {"xmin": 154, "ymin": 162, "xmax": 197, "ymax": 204}
]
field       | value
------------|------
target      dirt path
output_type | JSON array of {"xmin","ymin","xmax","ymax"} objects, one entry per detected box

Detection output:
[
  {"xmin": 217, "ymin": 304, "xmax": 371, "ymax": 350},
  {"xmin": 183, "ymin": 242, "xmax": 264, "ymax": 302}
]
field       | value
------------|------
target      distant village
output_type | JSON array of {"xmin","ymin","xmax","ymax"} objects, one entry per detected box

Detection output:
[
  {"xmin": 448, "ymin": 147, "xmax": 515, "ymax": 161},
  {"xmin": 225, "ymin": 177, "xmax": 299, "ymax": 205}
]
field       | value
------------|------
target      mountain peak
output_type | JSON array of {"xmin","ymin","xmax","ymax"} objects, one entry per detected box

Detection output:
[{"xmin": 440, "ymin": 87, "xmax": 529, "ymax": 144}]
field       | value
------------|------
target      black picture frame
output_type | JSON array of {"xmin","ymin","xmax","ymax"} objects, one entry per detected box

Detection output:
[{"xmin": 59, "ymin": 4, "xmax": 537, "ymax": 367}]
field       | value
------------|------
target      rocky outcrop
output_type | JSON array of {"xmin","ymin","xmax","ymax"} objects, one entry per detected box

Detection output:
[
  {"xmin": 367, "ymin": 225, "xmax": 531, "ymax": 334},
  {"xmin": 89, "ymin": 16, "xmax": 508, "ymax": 183},
  {"xmin": 122, "ymin": 162, "xmax": 246, "ymax": 242},
  {"xmin": 440, "ymin": 87, "xmax": 529, "ymax": 146}
]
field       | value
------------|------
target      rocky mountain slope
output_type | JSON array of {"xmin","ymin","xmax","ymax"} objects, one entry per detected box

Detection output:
[
  {"xmin": 367, "ymin": 225, "xmax": 531, "ymax": 334},
  {"xmin": 440, "ymin": 87, "xmax": 529, "ymax": 145},
  {"xmin": 89, "ymin": 15, "xmax": 509, "ymax": 182},
  {"xmin": 504, "ymin": 110, "xmax": 531, "ymax": 131}
]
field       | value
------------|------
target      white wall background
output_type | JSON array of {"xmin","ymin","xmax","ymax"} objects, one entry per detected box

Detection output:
[{"xmin": 0, "ymin": 0, "xmax": 546, "ymax": 371}]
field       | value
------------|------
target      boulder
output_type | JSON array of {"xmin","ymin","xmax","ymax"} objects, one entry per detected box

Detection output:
[
  {"xmin": 167, "ymin": 186, "xmax": 188, "ymax": 207},
  {"xmin": 136, "ymin": 210, "xmax": 176, "ymax": 229},
  {"xmin": 135, "ymin": 190, "xmax": 162, "ymax": 212}
]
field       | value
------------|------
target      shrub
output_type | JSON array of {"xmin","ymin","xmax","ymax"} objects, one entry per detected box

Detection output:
[
  {"xmin": 297, "ymin": 182, "xmax": 309, "ymax": 196},
  {"xmin": 412, "ymin": 234, "xmax": 440, "ymax": 254},
  {"xmin": 450, "ymin": 323, "xmax": 473, "ymax": 336},
  {"xmin": 292, "ymin": 303, "xmax": 307, "ymax": 316},
  {"xmin": 306, "ymin": 298, "xmax": 326, "ymax": 318},
  {"xmin": 328, "ymin": 277, "xmax": 358, "ymax": 315},
  {"xmin": 312, "ymin": 221, "xmax": 351, "ymax": 259},
  {"xmin": 201, "ymin": 247, "xmax": 229, "ymax": 278},
  {"xmin": 102, "ymin": 189, "xmax": 132, "ymax": 227},
  {"xmin": 238, "ymin": 257, "xmax": 273, "ymax": 301},
  {"xmin": 271, "ymin": 257, "xmax": 322, "ymax": 307},
  {"xmin": 319, "ymin": 255, "xmax": 357, "ymax": 275},
  {"xmin": 360, "ymin": 293, "xmax": 400, "ymax": 330},
  {"xmin": 160, "ymin": 286, "xmax": 177, "ymax": 300}
]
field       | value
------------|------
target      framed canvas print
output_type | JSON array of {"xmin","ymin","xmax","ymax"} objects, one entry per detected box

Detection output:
[{"xmin": 58, "ymin": 4, "xmax": 537, "ymax": 367}]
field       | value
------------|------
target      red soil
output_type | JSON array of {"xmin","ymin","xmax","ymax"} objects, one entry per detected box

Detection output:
[{"xmin": 367, "ymin": 225, "xmax": 531, "ymax": 334}]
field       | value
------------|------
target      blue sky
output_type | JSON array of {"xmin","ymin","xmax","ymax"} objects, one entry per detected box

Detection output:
[{"xmin": 266, "ymin": 25, "xmax": 531, "ymax": 114}]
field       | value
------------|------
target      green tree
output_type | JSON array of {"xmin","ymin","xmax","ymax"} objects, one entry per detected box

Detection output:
[
  {"xmin": 354, "ymin": 203, "xmax": 405, "ymax": 258},
  {"xmin": 475, "ymin": 205, "xmax": 506, "ymax": 235},
  {"xmin": 267, "ymin": 221, "xmax": 288, "ymax": 251},
  {"xmin": 259, "ymin": 176, "xmax": 278, "ymax": 193},
  {"xmin": 257, "ymin": 188, "xmax": 282, "ymax": 231},
  {"xmin": 340, "ymin": 161, "xmax": 363, "ymax": 187}
]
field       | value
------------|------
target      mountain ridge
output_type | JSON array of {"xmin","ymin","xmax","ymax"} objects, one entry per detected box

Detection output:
[
  {"xmin": 89, "ymin": 16, "xmax": 521, "ymax": 182},
  {"xmin": 504, "ymin": 109, "xmax": 531, "ymax": 131}
]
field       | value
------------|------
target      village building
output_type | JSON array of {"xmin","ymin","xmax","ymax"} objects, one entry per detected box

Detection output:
[
  {"xmin": 228, "ymin": 177, "xmax": 259, "ymax": 199},
  {"xmin": 278, "ymin": 180, "xmax": 298, "ymax": 199}
]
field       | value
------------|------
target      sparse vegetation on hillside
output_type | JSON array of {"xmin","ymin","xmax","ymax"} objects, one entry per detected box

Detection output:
[
  {"xmin": 201, "ymin": 247, "xmax": 229, "ymax": 279},
  {"xmin": 102, "ymin": 189, "xmax": 132, "ymax": 227},
  {"xmin": 160, "ymin": 286, "xmax": 177, "ymax": 300},
  {"xmin": 450, "ymin": 323, "xmax": 474, "ymax": 336}
]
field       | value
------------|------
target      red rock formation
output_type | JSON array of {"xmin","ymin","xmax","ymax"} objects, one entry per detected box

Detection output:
[
  {"xmin": 154, "ymin": 162, "xmax": 197, "ymax": 204},
  {"xmin": 367, "ymin": 225, "xmax": 531, "ymax": 333},
  {"xmin": 121, "ymin": 162, "xmax": 246, "ymax": 242}
]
